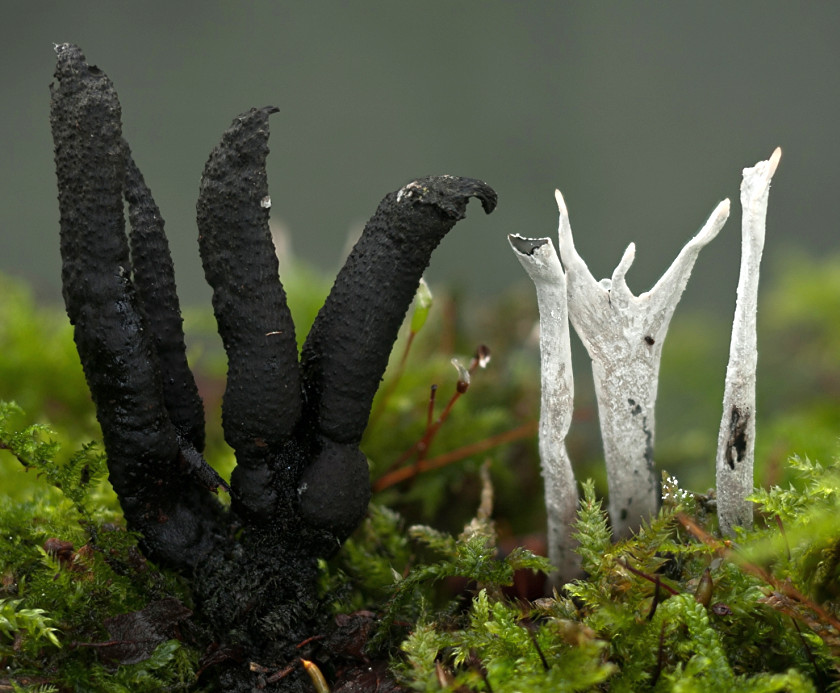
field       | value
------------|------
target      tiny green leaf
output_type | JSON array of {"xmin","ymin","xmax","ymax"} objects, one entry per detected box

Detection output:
[{"xmin": 409, "ymin": 277, "xmax": 433, "ymax": 334}]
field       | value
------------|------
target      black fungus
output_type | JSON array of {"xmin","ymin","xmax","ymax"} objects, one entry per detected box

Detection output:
[
  {"xmin": 51, "ymin": 44, "xmax": 222, "ymax": 571},
  {"xmin": 51, "ymin": 44, "xmax": 498, "ymax": 687},
  {"xmin": 125, "ymin": 148, "xmax": 205, "ymax": 451},
  {"xmin": 197, "ymin": 107, "xmax": 302, "ymax": 461},
  {"xmin": 51, "ymin": 43, "xmax": 175, "ymax": 498},
  {"xmin": 301, "ymin": 176, "xmax": 497, "ymax": 446}
]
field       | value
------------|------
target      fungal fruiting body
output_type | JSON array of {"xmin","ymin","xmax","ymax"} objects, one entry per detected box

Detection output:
[
  {"xmin": 555, "ymin": 190, "xmax": 729, "ymax": 538},
  {"xmin": 715, "ymin": 148, "xmax": 781, "ymax": 536},
  {"xmin": 508, "ymin": 224, "xmax": 579, "ymax": 584},
  {"xmin": 51, "ymin": 43, "xmax": 496, "ymax": 689}
]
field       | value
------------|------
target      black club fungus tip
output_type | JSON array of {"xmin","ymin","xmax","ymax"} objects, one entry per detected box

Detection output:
[{"xmin": 301, "ymin": 175, "xmax": 497, "ymax": 445}]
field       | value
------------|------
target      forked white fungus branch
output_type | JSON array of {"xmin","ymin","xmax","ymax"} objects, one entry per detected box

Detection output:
[
  {"xmin": 557, "ymin": 190, "xmax": 731, "ymax": 538},
  {"xmin": 508, "ymin": 232, "xmax": 580, "ymax": 583},
  {"xmin": 715, "ymin": 147, "xmax": 782, "ymax": 536}
]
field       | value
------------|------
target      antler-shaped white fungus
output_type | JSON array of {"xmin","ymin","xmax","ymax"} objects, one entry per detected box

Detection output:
[
  {"xmin": 715, "ymin": 147, "xmax": 781, "ymax": 536},
  {"xmin": 557, "ymin": 190, "xmax": 731, "ymax": 538}
]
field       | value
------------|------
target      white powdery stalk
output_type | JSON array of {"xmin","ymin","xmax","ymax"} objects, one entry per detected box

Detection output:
[
  {"xmin": 508, "ymin": 229, "xmax": 580, "ymax": 583},
  {"xmin": 557, "ymin": 190, "xmax": 730, "ymax": 539},
  {"xmin": 716, "ymin": 147, "xmax": 782, "ymax": 536}
]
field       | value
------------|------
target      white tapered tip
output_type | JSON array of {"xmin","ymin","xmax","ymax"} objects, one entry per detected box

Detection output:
[
  {"xmin": 768, "ymin": 147, "xmax": 782, "ymax": 176},
  {"xmin": 554, "ymin": 189, "xmax": 568, "ymax": 217},
  {"xmin": 693, "ymin": 199, "xmax": 730, "ymax": 245},
  {"xmin": 611, "ymin": 242, "xmax": 637, "ymax": 284}
]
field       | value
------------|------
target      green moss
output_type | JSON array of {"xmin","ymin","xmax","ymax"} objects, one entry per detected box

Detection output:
[
  {"xmin": 378, "ymin": 467, "xmax": 839, "ymax": 691},
  {"xmin": 0, "ymin": 401, "xmax": 198, "ymax": 691}
]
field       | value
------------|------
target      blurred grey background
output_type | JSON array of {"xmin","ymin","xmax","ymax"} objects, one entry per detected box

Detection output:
[{"xmin": 1, "ymin": 1, "xmax": 838, "ymax": 313}]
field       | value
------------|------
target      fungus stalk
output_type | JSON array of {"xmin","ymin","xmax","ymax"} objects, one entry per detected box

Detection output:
[
  {"xmin": 715, "ymin": 147, "xmax": 781, "ymax": 536},
  {"xmin": 558, "ymin": 190, "xmax": 730, "ymax": 538},
  {"xmin": 508, "ymin": 229, "xmax": 579, "ymax": 583}
]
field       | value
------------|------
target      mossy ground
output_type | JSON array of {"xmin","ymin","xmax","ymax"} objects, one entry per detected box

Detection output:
[{"xmin": 1, "ymin": 254, "xmax": 839, "ymax": 691}]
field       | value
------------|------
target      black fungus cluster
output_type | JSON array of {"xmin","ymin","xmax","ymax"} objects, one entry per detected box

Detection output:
[{"xmin": 50, "ymin": 43, "xmax": 496, "ymax": 689}]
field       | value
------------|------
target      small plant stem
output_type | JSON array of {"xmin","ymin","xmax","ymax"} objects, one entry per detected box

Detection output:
[
  {"xmin": 426, "ymin": 384, "xmax": 438, "ymax": 429},
  {"xmin": 620, "ymin": 558, "xmax": 680, "ymax": 596},
  {"xmin": 424, "ymin": 389, "xmax": 464, "ymax": 453},
  {"xmin": 372, "ymin": 420, "xmax": 538, "ymax": 492},
  {"xmin": 381, "ymin": 346, "xmax": 489, "ymax": 475},
  {"xmin": 648, "ymin": 577, "xmax": 662, "ymax": 620},
  {"xmin": 526, "ymin": 628, "xmax": 550, "ymax": 670},
  {"xmin": 406, "ymin": 387, "xmax": 464, "ymax": 479},
  {"xmin": 676, "ymin": 511, "xmax": 840, "ymax": 634},
  {"xmin": 650, "ymin": 622, "xmax": 667, "ymax": 687},
  {"xmin": 775, "ymin": 515, "xmax": 791, "ymax": 560},
  {"xmin": 382, "ymin": 384, "xmax": 456, "ymax": 474}
]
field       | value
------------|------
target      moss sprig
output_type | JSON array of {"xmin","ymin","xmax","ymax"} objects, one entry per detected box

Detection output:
[{"xmin": 0, "ymin": 401, "xmax": 198, "ymax": 691}]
